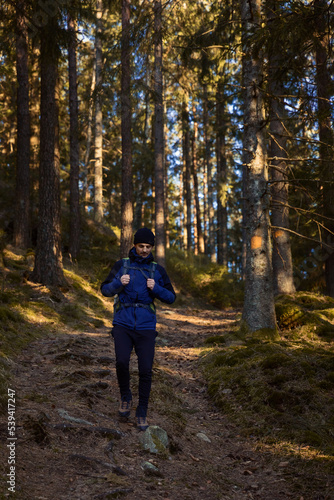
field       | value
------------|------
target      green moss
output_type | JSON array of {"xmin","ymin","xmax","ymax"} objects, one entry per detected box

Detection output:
[
  {"xmin": 236, "ymin": 320, "xmax": 279, "ymax": 342},
  {"xmin": 261, "ymin": 353, "xmax": 291, "ymax": 369},
  {"xmin": 275, "ymin": 293, "xmax": 334, "ymax": 342},
  {"xmin": 62, "ymin": 303, "xmax": 84, "ymax": 321},
  {"xmin": 275, "ymin": 301, "xmax": 305, "ymax": 329},
  {"xmin": 201, "ymin": 340, "xmax": 334, "ymax": 455},
  {"xmin": 0, "ymin": 306, "xmax": 20, "ymax": 322},
  {"xmin": 204, "ymin": 335, "xmax": 227, "ymax": 345}
]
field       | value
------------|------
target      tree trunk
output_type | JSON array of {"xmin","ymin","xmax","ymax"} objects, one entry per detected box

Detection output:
[
  {"xmin": 216, "ymin": 81, "xmax": 228, "ymax": 266},
  {"xmin": 154, "ymin": 0, "xmax": 166, "ymax": 266},
  {"xmin": 14, "ymin": 0, "xmax": 30, "ymax": 249},
  {"xmin": 30, "ymin": 45, "xmax": 40, "ymax": 226},
  {"xmin": 203, "ymin": 85, "xmax": 215, "ymax": 261},
  {"xmin": 182, "ymin": 98, "xmax": 192, "ymax": 251},
  {"xmin": 30, "ymin": 20, "xmax": 64, "ymax": 286},
  {"xmin": 134, "ymin": 58, "xmax": 150, "ymax": 230},
  {"xmin": 240, "ymin": 0, "xmax": 276, "ymax": 333},
  {"xmin": 164, "ymin": 100, "xmax": 170, "ymax": 250},
  {"xmin": 94, "ymin": 0, "xmax": 103, "ymax": 223},
  {"xmin": 83, "ymin": 61, "xmax": 96, "ymax": 212},
  {"xmin": 192, "ymin": 104, "xmax": 205, "ymax": 254},
  {"xmin": 266, "ymin": 1, "xmax": 295, "ymax": 296},
  {"xmin": 314, "ymin": 0, "xmax": 334, "ymax": 297},
  {"xmin": 68, "ymin": 14, "xmax": 80, "ymax": 259},
  {"xmin": 120, "ymin": 0, "xmax": 133, "ymax": 258}
]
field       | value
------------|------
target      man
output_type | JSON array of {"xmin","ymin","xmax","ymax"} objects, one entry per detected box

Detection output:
[{"xmin": 101, "ymin": 228, "xmax": 176, "ymax": 430}]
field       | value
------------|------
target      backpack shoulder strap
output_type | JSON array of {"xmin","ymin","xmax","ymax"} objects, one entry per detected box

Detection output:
[
  {"xmin": 150, "ymin": 261, "xmax": 157, "ymax": 279},
  {"xmin": 122, "ymin": 258, "xmax": 130, "ymax": 275}
]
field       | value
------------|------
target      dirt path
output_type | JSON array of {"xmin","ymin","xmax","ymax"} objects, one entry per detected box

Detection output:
[{"xmin": 5, "ymin": 305, "xmax": 297, "ymax": 499}]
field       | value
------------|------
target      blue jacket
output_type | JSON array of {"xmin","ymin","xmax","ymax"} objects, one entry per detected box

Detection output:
[{"xmin": 101, "ymin": 247, "xmax": 176, "ymax": 330}]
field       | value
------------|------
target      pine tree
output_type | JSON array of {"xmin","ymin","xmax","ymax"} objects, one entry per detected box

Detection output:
[
  {"xmin": 14, "ymin": 0, "xmax": 30, "ymax": 249},
  {"xmin": 68, "ymin": 13, "xmax": 80, "ymax": 259},
  {"xmin": 30, "ymin": 17, "xmax": 65, "ymax": 286},
  {"xmin": 154, "ymin": 0, "xmax": 166, "ymax": 266},
  {"xmin": 94, "ymin": 0, "xmax": 103, "ymax": 223},
  {"xmin": 120, "ymin": 0, "xmax": 133, "ymax": 257}
]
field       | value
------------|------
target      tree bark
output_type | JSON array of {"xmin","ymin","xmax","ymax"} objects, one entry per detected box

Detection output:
[
  {"xmin": 203, "ymin": 85, "xmax": 215, "ymax": 261},
  {"xmin": 216, "ymin": 80, "xmax": 228, "ymax": 266},
  {"xmin": 267, "ymin": 2, "xmax": 295, "ymax": 296},
  {"xmin": 14, "ymin": 0, "xmax": 30, "ymax": 249},
  {"xmin": 182, "ymin": 98, "xmax": 192, "ymax": 251},
  {"xmin": 68, "ymin": 14, "xmax": 80, "ymax": 259},
  {"xmin": 134, "ymin": 57, "xmax": 150, "ymax": 230},
  {"xmin": 314, "ymin": 0, "xmax": 334, "ymax": 297},
  {"xmin": 154, "ymin": 0, "xmax": 166, "ymax": 266},
  {"xmin": 240, "ymin": 0, "xmax": 276, "ymax": 332},
  {"xmin": 83, "ymin": 60, "xmax": 96, "ymax": 212},
  {"xmin": 191, "ymin": 104, "xmax": 205, "ymax": 254},
  {"xmin": 120, "ymin": 0, "xmax": 133, "ymax": 258},
  {"xmin": 94, "ymin": 0, "xmax": 103, "ymax": 223},
  {"xmin": 30, "ymin": 20, "xmax": 65, "ymax": 286},
  {"xmin": 30, "ymin": 45, "xmax": 40, "ymax": 223}
]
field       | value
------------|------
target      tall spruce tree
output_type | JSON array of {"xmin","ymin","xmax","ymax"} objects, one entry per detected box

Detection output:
[
  {"xmin": 267, "ymin": 1, "xmax": 295, "ymax": 295},
  {"xmin": 240, "ymin": 0, "xmax": 276, "ymax": 333},
  {"xmin": 314, "ymin": 0, "xmax": 334, "ymax": 297}
]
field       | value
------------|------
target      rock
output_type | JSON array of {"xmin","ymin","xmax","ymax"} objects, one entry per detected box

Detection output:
[
  {"xmin": 57, "ymin": 408, "xmax": 94, "ymax": 426},
  {"xmin": 196, "ymin": 432, "xmax": 211, "ymax": 443},
  {"xmin": 138, "ymin": 425, "xmax": 169, "ymax": 454},
  {"xmin": 141, "ymin": 461, "xmax": 163, "ymax": 477}
]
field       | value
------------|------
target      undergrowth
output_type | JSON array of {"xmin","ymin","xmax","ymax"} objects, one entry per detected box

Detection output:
[
  {"xmin": 166, "ymin": 247, "xmax": 243, "ymax": 308},
  {"xmin": 201, "ymin": 292, "xmax": 334, "ymax": 468}
]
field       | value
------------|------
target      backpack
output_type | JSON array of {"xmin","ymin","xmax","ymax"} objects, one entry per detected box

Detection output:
[
  {"xmin": 114, "ymin": 258, "xmax": 157, "ymax": 314},
  {"xmin": 121, "ymin": 257, "xmax": 157, "ymax": 280}
]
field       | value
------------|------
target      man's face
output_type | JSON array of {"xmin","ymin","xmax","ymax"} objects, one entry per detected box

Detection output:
[{"xmin": 134, "ymin": 243, "xmax": 153, "ymax": 258}]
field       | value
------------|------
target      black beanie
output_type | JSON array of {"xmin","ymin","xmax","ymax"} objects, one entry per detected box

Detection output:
[{"xmin": 134, "ymin": 228, "xmax": 155, "ymax": 246}]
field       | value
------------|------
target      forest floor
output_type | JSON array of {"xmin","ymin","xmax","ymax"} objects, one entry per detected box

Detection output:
[{"xmin": 1, "ymin": 303, "xmax": 330, "ymax": 499}]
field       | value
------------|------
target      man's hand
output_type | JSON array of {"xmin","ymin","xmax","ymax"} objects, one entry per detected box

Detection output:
[
  {"xmin": 121, "ymin": 274, "xmax": 130, "ymax": 286},
  {"xmin": 147, "ymin": 279, "xmax": 155, "ymax": 290}
]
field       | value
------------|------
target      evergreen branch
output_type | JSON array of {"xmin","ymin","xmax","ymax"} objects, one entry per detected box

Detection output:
[
  {"xmin": 271, "ymin": 226, "xmax": 334, "ymax": 252},
  {"xmin": 268, "ymin": 157, "xmax": 327, "ymax": 162},
  {"xmin": 271, "ymin": 200, "xmax": 334, "ymax": 224}
]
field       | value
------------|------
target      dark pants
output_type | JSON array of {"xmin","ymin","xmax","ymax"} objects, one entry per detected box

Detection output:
[{"xmin": 112, "ymin": 325, "xmax": 156, "ymax": 417}]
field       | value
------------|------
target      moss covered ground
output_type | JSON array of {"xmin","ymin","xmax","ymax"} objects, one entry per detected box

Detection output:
[{"xmin": 201, "ymin": 291, "xmax": 334, "ymax": 476}]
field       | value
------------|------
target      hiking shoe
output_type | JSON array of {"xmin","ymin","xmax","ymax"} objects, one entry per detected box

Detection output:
[
  {"xmin": 118, "ymin": 398, "xmax": 132, "ymax": 418},
  {"xmin": 137, "ymin": 416, "xmax": 149, "ymax": 431}
]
